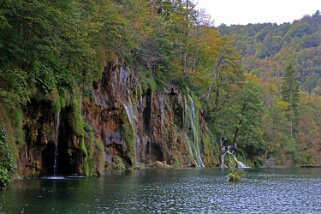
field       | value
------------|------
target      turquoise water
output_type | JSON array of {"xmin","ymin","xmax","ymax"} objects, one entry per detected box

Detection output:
[{"xmin": 1, "ymin": 168, "xmax": 321, "ymax": 213}]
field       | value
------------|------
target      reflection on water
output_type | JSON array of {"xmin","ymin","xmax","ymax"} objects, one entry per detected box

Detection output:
[{"xmin": 1, "ymin": 169, "xmax": 321, "ymax": 213}]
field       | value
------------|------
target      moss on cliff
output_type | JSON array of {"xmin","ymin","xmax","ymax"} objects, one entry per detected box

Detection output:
[
  {"xmin": 202, "ymin": 129, "xmax": 219, "ymax": 167},
  {"xmin": 138, "ymin": 69, "xmax": 157, "ymax": 96},
  {"xmin": 82, "ymin": 121, "xmax": 105, "ymax": 176},
  {"xmin": 166, "ymin": 124, "xmax": 177, "ymax": 148},
  {"xmin": 171, "ymin": 157, "xmax": 181, "ymax": 168},
  {"xmin": 94, "ymin": 140, "xmax": 105, "ymax": 175},
  {"xmin": 68, "ymin": 94, "xmax": 85, "ymax": 138},
  {"xmin": 64, "ymin": 91, "xmax": 102, "ymax": 176},
  {"xmin": 0, "ymin": 128, "xmax": 16, "ymax": 187},
  {"xmin": 120, "ymin": 108, "xmax": 136, "ymax": 167},
  {"xmin": 81, "ymin": 137, "xmax": 90, "ymax": 176},
  {"xmin": 0, "ymin": 106, "xmax": 23, "ymax": 183},
  {"xmin": 82, "ymin": 121, "xmax": 103, "ymax": 176},
  {"xmin": 0, "ymin": 108, "xmax": 24, "ymax": 147}
]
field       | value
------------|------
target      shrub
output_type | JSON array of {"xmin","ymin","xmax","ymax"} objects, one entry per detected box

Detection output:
[
  {"xmin": 228, "ymin": 170, "xmax": 243, "ymax": 183},
  {"xmin": 0, "ymin": 128, "xmax": 16, "ymax": 188},
  {"xmin": 173, "ymin": 158, "xmax": 180, "ymax": 168},
  {"xmin": 112, "ymin": 156, "xmax": 126, "ymax": 170},
  {"xmin": 0, "ymin": 166, "xmax": 11, "ymax": 187}
]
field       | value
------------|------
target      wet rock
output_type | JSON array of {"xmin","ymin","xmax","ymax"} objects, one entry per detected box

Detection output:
[
  {"xmin": 105, "ymin": 155, "xmax": 113, "ymax": 164},
  {"xmin": 262, "ymin": 158, "xmax": 276, "ymax": 168},
  {"xmin": 150, "ymin": 161, "xmax": 172, "ymax": 169}
]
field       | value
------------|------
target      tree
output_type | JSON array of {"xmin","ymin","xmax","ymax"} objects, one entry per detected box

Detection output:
[
  {"xmin": 215, "ymin": 74, "xmax": 264, "ymax": 164},
  {"xmin": 281, "ymin": 65, "xmax": 300, "ymax": 136}
]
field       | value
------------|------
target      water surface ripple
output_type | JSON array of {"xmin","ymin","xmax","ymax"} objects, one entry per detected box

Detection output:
[{"xmin": 1, "ymin": 168, "xmax": 321, "ymax": 213}]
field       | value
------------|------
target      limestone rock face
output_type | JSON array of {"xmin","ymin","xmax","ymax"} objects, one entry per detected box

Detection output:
[
  {"xmin": 19, "ymin": 99, "xmax": 57, "ymax": 176},
  {"xmin": 19, "ymin": 98, "xmax": 85, "ymax": 176},
  {"xmin": 83, "ymin": 62, "xmax": 195, "ymax": 169},
  {"xmin": 17, "ymin": 61, "xmax": 218, "ymax": 177}
]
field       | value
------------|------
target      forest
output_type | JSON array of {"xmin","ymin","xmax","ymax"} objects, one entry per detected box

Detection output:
[
  {"xmin": 220, "ymin": 11, "xmax": 321, "ymax": 167},
  {"xmin": 1, "ymin": 0, "xmax": 321, "ymax": 187}
]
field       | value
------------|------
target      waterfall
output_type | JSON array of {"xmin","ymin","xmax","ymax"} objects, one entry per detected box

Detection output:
[
  {"xmin": 220, "ymin": 136, "xmax": 227, "ymax": 168},
  {"xmin": 122, "ymin": 95, "xmax": 140, "ymax": 165},
  {"xmin": 123, "ymin": 102, "xmax": 136, "ymax": 129},
  {"xmin": 220, "ymin": 145, "xmax": 232, "ymax": 168},
  {"xmin": 188, "ymin": 95, "xmax": 205, "ymax": 167},
  {"xmin": 139, "ymin": 96, "xmax": 143, "ymax": 113},
  {"xmin": 119, "ymin": 66, "xmax": 141, "ymax": 165},
  {"xmin": 184, "ymin": 133, "xmax": 198, "ymax": 166},
  {"xmin": 220, "ymin": 143, "xmax": 249, "ymax": 169},
  {"xmin": 184, "ymin": 95, "xmax": 205, "ymax": 167},
  {"xmin": 53, "ymin": 111, "xmax": 60, "ymax": 176},
  {"xmin": 233, "ymin": 156, "xmax": 250, "ymax": 168}
]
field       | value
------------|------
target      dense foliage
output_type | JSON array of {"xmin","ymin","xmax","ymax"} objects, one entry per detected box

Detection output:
[
  {"xmin": 0, "ymin": 128, "xmax": 16, "ymax": 187},
  {"xmin": 220, "ymin": 11, "xmax": 321, "ymax": 166}
]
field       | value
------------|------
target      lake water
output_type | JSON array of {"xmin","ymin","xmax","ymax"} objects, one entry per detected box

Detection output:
[{"xmin": 1, "ymin": 168, "xmax": 321, "ymax": 213}]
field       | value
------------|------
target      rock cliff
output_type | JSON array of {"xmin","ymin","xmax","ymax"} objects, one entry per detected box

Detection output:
[{"xmin": 16, "ymin": 61, "xmax": 219, "ymax": 177}]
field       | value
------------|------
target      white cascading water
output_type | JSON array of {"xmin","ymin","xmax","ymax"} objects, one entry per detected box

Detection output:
[
  {"xmin": 122, "ymin": 97, "xmax": 140, "ymax": 164},
  {"xmin": 120, "ymin": 67, "xmax": 136, "ymax": 131},
  {"xmin": 184, "ymin": 95, "xmax": 205, "ymax": 167},
  {"xmin": 220, "ymin": 145, "xmax": 228, "ymax": 168},
  {"xmin": 220, "ymin": 143, "xmax": 249, "ymax": 169},
  {"xmin": 53, "ymin": 111, "xmax": 60, "ymax": 176},
  {"xmin": 139, "ymin": 96, "xmax": 143, "ymax": 113},
  {"xmin": 121, "ymin": 65, "xmax": 140, "ymax": 164},
  {"xmin": 123, "ymin": 101, "xmax": 136, "ymax": 129},
  {"xmin": 184, "ymin": 133, "xmax": 198, "ymax": 167},
  {"xmin": 233, "ymin": 156, "xmax": 250, "ymax": 168}
]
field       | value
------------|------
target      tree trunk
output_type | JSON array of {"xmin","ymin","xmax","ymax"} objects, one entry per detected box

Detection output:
[{"xmin": 206, "ymin": 53, "xmax": 224, "ymax": 99}]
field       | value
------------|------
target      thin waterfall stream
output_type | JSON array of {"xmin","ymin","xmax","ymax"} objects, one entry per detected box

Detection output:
[
  {"xmin": 184, "ymin": 95, "xmax": 205, "ymax": 167},
  {"xmin": 123, "ymin": 102, "xmax": 136, "ymax": 129},
  {"xmin": 220, "ymin": 142, "xmax": 249, "ymax": 168},
  {"xmin": 120, "ymin": 67, "xmax": 140, "ymax": 165},
  {"xmin": 184, "ymin": 133, "xmax": 196, "ymax": 164},
  {"xmin": 53, "ymin": 110, "xmax": 60, "ymax": 176},
  {"xmin": 122, "ymin": 95, "xmax": 140, "ymax": 165}
]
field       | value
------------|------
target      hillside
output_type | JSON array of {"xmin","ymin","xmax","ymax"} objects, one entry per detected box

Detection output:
[
  {"xmin": 219, "ymin": 11, "xmax": 321, "ymax": 167},
  {"xmin": 219, "ymin": 11, "xmax": 321, "ymax": 92}
]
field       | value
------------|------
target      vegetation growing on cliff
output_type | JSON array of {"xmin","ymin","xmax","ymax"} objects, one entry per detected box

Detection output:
[
  {"xmin": 0, "ymin": 129, "xmax": 16, "ymax": 187},
  {"xmin": 120, "ymin": 108, "xmax": 137, "ymax": 167}
]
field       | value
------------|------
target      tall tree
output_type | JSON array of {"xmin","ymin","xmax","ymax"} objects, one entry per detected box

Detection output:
[{"xmin": 281, "ymin": 65, "xmax": 300, "ymax": 136}]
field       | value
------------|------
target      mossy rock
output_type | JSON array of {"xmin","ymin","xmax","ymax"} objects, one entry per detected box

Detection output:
[
  {"xmin": 201, "ymin": 130, "xmax": 218, "ymax": 166},
  {"xmin": 150, "ymin": 161, "xmax": 172, "ymax": 169},
  {"xmin": 172, "ymin": 158, "xmax": 181, "ymax": 168},
  {"xmin": 112, "ymin": 156, "xmax": 126, "ymax": 170}
]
